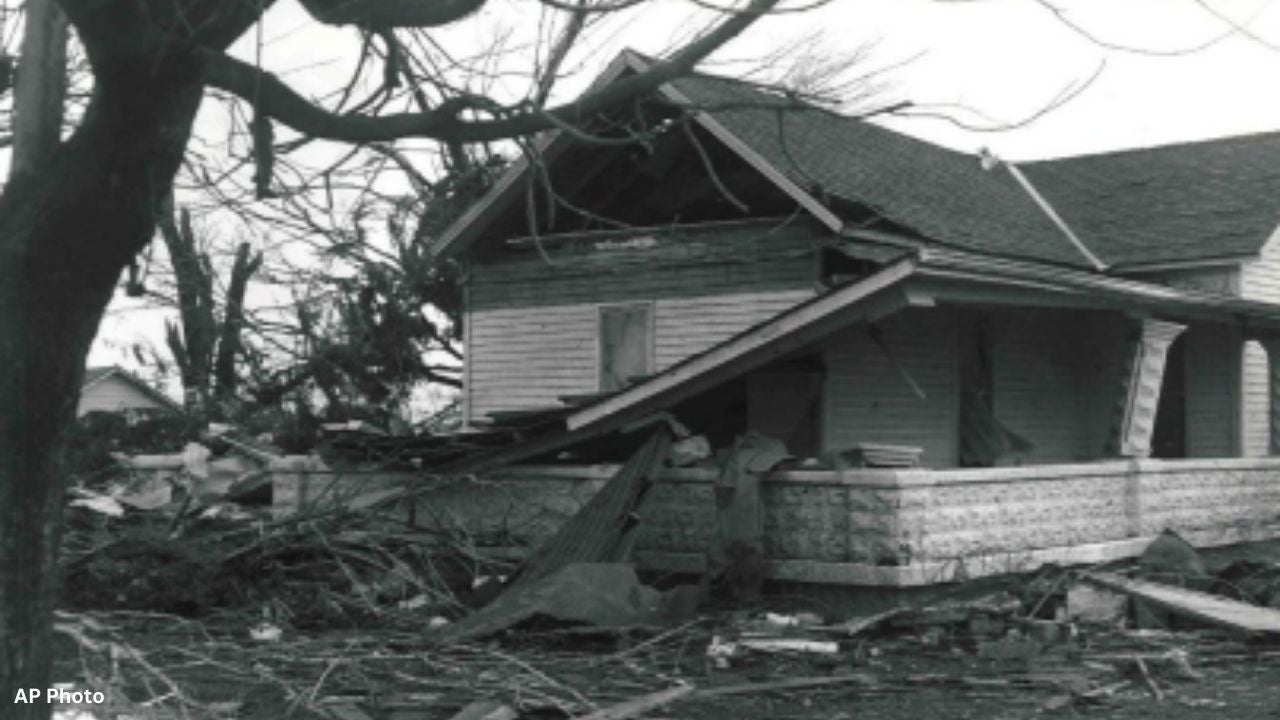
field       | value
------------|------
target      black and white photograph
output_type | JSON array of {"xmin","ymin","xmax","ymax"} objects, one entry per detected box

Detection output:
[{"xmin": 4, "ymin": 1, "xmax": 1280, "ymax": 718}]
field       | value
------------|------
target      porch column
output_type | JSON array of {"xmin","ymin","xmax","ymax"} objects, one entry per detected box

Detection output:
[
  {"xmin": 1254, "ymin": 336, "xmax": 1280, "ymax": 455},
  {"xmin": 1107, "ymin": 318, "xmax": 1188, "ymax": 458}
]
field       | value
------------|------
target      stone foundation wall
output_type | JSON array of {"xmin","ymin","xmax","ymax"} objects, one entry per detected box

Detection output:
[{"xmin": 266, "ymin": 457, "xmax": 1280, "ymax": 587}]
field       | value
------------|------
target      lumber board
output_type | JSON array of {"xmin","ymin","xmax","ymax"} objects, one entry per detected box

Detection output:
[{"xmin": 1082, "ymin": 571, "xmax": 1280, "ymax": 635}]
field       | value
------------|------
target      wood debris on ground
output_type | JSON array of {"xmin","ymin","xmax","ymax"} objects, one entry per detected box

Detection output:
[{"xmin": 51, "ymin": 456, "xmax": 1280, "ymax": 720}]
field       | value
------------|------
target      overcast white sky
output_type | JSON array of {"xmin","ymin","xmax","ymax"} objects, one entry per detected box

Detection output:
[{"xmin": 91, "ymin": 0, "xmax": 1280, "ymax": 372}]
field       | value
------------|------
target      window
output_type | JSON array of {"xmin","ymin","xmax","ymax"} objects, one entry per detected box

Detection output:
[{"xmin": 599, "ymin": 304, "xmax": 653, "ymax": 391}]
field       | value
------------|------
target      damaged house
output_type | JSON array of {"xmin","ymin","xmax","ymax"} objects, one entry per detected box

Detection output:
[{"xmin": 403, "ymin": 51, "xmax": 1280, "ymax": 588}]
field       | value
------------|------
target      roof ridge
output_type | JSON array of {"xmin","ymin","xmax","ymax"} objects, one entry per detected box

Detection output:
[
  {"xmin": 667, "ymin": 71, "xmax": 980, "ymax": 163},
  {"xmin": 1029, "ymin": 128, "xmax": 1280, "ymax": 166}
]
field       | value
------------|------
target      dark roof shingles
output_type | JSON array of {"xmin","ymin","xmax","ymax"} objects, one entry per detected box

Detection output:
[
  {"xmin": 672, "ymin": 74, "xmax": 1280, "ymax": 268},
  {"xmin": 1025, "ymin": 134, "xmax": 1280, "ymax": 266}
]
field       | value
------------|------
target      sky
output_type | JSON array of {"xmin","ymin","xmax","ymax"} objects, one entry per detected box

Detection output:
[{"xmin": 89, "ymin": 0, "xmax": 1280, "ymax": 385}]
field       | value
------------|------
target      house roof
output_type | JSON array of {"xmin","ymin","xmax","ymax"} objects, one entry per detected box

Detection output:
[
  {"xmin": 82, "ymin": 366, "xmax": 118, "ymax": 386},
  {"xmin": 443, "ymin": 246, "xmax": 1280, "ymax": 473},
  {"xmin": 432, "ymin": 51, "xmax": 1280, "ymax": 271},
  {"xmin": 661, "ymin": 73, "xmax": 1094, "ymax": 268},
  {"xmin": 82, "ymin": 365, "xmax": 183, "ymax": 414},
  {"xmin": 1024, "ymin": 135, "xmax": 1280, "ymax": 267}
]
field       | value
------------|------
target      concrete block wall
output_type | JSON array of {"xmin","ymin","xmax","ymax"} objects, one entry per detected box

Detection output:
[{"xmin": 264, "ymin": 457, "xmax": 1280, "ymax": 587}]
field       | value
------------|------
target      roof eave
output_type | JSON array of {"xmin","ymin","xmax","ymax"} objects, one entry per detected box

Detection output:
[{"xmin": 1109, "ymin": 254, "xmax": 1259, "ymax": 274}]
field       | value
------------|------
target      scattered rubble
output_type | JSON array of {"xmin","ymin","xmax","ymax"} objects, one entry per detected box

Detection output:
[
  {"xmin": 52, "ymin": 432, "xmax": 1280, "ymax": 720},
  {"xmin": 51, "ymin": 530, "xmax": 1280, "ymax": 720}
]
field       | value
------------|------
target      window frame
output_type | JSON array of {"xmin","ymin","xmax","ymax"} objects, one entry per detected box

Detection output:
[{"xmin": 596, "ymin": 302, "xmax": 656, "ymax": 392}]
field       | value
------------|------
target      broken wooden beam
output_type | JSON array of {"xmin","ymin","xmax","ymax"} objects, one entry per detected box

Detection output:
[{"xmin": 1082, "ymin": 570, "xmax": 1280, "ymax": 635}]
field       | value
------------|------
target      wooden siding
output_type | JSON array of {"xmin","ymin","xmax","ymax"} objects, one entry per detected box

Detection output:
[
  {"xmin": 470, "ymin": 252, "xmax": 814, "ymax": 311},
  {"xmin": 468, "ymin": 219, "xmax": 821, "ymax": 312},
  {"xmin": 821, "ymin": 308, "xmax": 1146, "ymax": 469},
  {"xmin": 77, "ymin": 375, "xmax": 170, "ymax": 416},
  {"xmin": 1240, "ymin": 227, "xmax": 1280, "ymax": 301},
  {"xmin": 1184, "ymin": 323, "xmax": 1242, "ymax": 458},
  {"xmin": 990, "ymin": 309, "xmax": 1082, "ymax": 463},
  {"xmin": 466, "ymin": 289, "xmax": 815, "ymax": 422},
  {"xmin": 653, "ymin": 290, "xmax": 813, "ymax": 370},
  {"xmin": 1240, "ymin": 228, "xmax": 1280, "ymax": 456},
  {"xmin": 821, "ymin": 308, "xmax": 958, "ymax": 468},
  {"xmin": 1074, "ymin": 313, "xmax": 1134, "ymax": 460},
  {"xmin": 467, "ymin": 304, "xmax": 597, "ymax": 421},
  {"xmin": 1137, "ymin": 261, "xmax": 1267, "ymax": 459},
  {"xmin": 821, "ymin": 306, "xmax": 1208, "ymax": 468},
  {"xmin": 986, "ymin": 309, "xmax": 1131, "ymax": 463},
  {"xmin": 464, "ymin": 222, "xmax": 823, "ymax": 423}
]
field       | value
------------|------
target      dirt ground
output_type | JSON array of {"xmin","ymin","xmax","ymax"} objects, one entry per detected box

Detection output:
[
  {"xmin": 46, "ymin": 607, "xmax": 1280, "ymax": 720},
  {"xmin": 44, "ymin": 539, "xmax": 1280, "ymax": 720},
  {"xmin": 677, "ymin": 635, "xmax": 1280, "ymax": 720}
]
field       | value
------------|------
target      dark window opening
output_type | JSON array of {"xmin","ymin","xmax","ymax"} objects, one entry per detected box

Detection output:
[{"xmin": 746, "ymin": 354, "xmax": 824, "ymax": 458}]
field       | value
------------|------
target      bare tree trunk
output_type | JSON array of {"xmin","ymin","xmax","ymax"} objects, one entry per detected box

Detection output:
[
  {"xmin": 213, "ymin": 241, "xmax": 263, "ymax": 402},
  {"xmin": 159, "ymin": 202, "xmax": 216, "ymax": 412},
  {"xmin": 0, "ymin": 53, "xmax": 203, "ymax": 719},
  {"xmin": 10, "ymin": 0, "xmax": 67, "ymax": 181},
  {"xmin": 159, "ymin": 206, "xmax": 262, "ymax": 413}
]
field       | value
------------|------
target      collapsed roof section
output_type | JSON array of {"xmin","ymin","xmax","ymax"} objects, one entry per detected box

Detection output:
[{"xmin": 431, "ymin": 50, "xmax": 1280, "ymax": 272}]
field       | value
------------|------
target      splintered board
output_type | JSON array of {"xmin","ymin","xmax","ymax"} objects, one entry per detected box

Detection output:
[{"xmin": 1082, "ymin": 571, "xmax": 1280, "ymax": 635}]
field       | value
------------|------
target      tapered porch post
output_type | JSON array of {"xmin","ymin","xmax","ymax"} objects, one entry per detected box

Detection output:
[
  {"xmin": 1108, "ymin": 318, "xmax": 1188, "ymax": 458},
  {"xmin": 1254, "ymin": 336, "xmax": 1280, "ymax": 455}
]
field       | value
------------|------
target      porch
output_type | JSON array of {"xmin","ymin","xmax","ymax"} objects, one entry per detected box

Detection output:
[
  {"xmin": 268, "ymin": 455, "xmax": 1280, "ymax": 588},
  {"xmin": 267, "ymin": 248, "xmax": 1280, "ymax": 589}
]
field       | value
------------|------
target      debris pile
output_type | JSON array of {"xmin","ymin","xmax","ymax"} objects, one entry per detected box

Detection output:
[
  {"xmin": 52, "ymin": 416, "xmax": 1280, "ymax": 720},
  {"xmin": 60, "ymin": 448, "xmax": 511, "ymax": 629},
  {"xmin": 50, "ymin": 527, "xmax": 1280, "ymax": 720}
]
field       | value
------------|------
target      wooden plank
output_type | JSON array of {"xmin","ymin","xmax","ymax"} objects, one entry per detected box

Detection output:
[
  {"xmin": 1082, "ymin": 571, "xmax": 1280, "ymax": 635},
  {"xmin": 575, "ymin": 685, "xmax": 695, "ymax": 720}
]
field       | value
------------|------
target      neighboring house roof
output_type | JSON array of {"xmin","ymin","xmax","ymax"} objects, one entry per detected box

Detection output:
[
  {"xmin": 433, "ymin": 50, "xmax": 1280, "ymax": 271},
  {"xmin": 82, "ymin": 366, "xmax": 118, "ymax": 386},
  {"xmin": 80, "ymin": 366, "xmax": 183, "ymax": 415},
  {"xmin": 445, "ymin": 246, "xmax": 1280, "ymax": 473}
]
